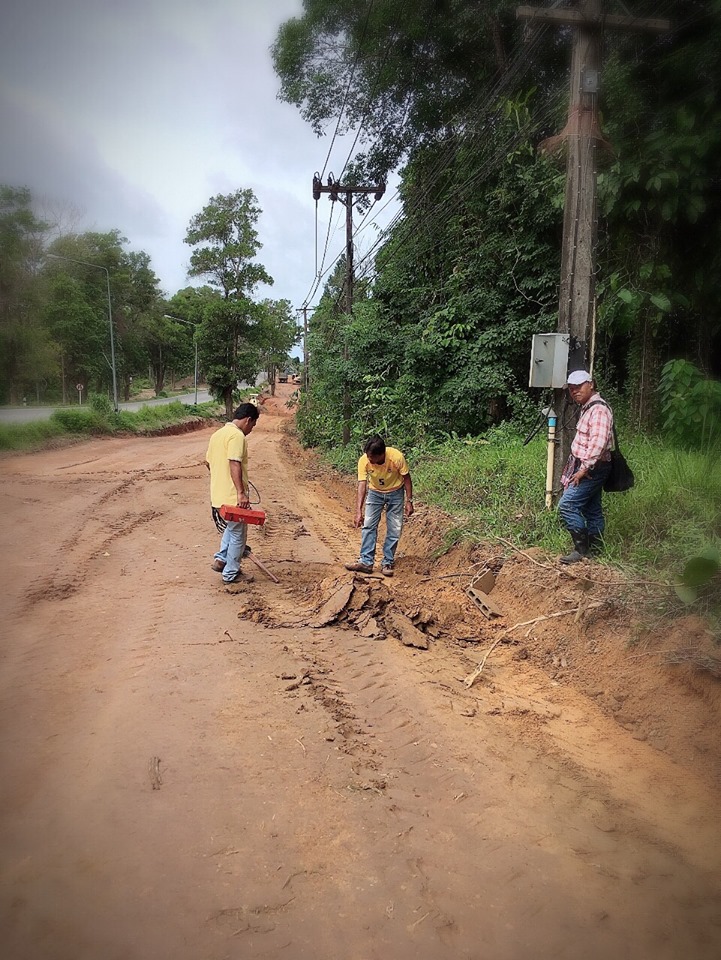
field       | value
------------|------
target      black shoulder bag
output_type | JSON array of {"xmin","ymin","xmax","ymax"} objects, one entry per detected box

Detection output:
[{"xmin": 586, "ymin": 401, "xmax": 635, "ymax": 493}]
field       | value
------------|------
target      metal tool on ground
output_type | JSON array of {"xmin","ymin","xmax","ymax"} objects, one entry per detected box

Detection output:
[{"xmin": 244, "ymin": 546, "xmax": 279, "ymax": 584}]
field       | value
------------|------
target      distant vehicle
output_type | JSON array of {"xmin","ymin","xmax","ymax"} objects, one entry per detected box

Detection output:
[
  {"xmin": 292, "ymin": 374, "xmax": 301, "ymax": 384},
  {"xmin": 278, "ymin": 371, "xmax": 289, "ymax": 383}
]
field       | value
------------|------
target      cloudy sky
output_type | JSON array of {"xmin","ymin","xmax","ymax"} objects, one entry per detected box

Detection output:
[{"xmin": 1, "ymin": 0, "xmax": 398, "ymax": 323}]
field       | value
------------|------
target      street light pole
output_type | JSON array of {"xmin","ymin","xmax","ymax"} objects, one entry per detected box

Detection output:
[
  {"xmin": 47, "ymin": 253, "xmax": 119, "ymax": 412},
  {"xmin": 164, "ymin": 315, "xmax": 198, "ymax": 404}
]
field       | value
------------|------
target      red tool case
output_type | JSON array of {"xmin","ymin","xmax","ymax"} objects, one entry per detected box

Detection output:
[{"xmin": 219, "ymin": 505, "xmax": 266, "ymax": 525}]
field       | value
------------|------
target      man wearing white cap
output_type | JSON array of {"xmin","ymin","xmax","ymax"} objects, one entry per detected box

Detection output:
[{"xmin": 558, "ymin": 370, "xmax": 614, "ymax": 563}]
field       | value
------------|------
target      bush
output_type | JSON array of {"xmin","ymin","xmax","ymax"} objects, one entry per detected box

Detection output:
[
  {"xmin": 0, "ymin": 420, "xmax": 64, "ymax": 450},
  {"xmin": 90, "ymin": 394, "xmax": 114, "ymax": 417},
  {"xmin": 659, "ymin": 360, "xmax": 721, "ymax": 450},
  {"xmin": 50, "ymin": 408, "xmax": 107, "ymax": 434}
]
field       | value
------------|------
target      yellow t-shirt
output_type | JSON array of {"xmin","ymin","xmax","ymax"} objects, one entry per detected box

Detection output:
[
  {"xmin": 358, "ymin": 447, "xmax": 409, "ymax": 492},
  {"xmin": 205, "ymin": 422, "xmax": 248, "ymax": 508}
]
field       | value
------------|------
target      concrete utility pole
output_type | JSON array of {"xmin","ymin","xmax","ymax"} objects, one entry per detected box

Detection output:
[
  {"xmin": 517, "ymin": 1, "xmax": 669, "ymax": 492},
  {"xmin": 313, "ymin": 174, "xmax": 385, "ymax": 444},
  {"xmin": 296, "ymin": 305, "xmax": 314, "ymax": 391}
]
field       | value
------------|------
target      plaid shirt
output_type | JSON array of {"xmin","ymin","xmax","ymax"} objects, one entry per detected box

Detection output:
[{"xmin": 561, "ymin": 393, "xmax": 614, "ymax": 487}]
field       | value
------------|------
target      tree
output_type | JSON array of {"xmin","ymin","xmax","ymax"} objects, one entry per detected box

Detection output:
[
  {"xmin": 272, "ymin": 0, "xmax": 534, "ymax": 181},
  {"xmin": 43, "ymin": 273, "xmax": 106, "ymax": 397},
  {"xmin": 197, "ymin": 297, "xmax": 265, "ymax": 416},
  {"xmin": 0, "ymin": 186, "xmax": 56, "ymax": 403},
  {"xmin": 136, "ymin": 310, "xmax": 190, "ymax": 396},
  {"xmin": 278, "ymin": 0, "xmax": 721, "ymax": 448},
  {"xmin": 184, "ymin": 191, "xmax": 274, "ymax": 414},
  {"xmin": 257, "ymin": 299, "xmax": 300, "ymax": 394},
  {"xmin": 185, "ymin": 190, "xmax": 272, "ymax": 299},
  {"xmin": 44, "ymin": 230, "xmax": 163, "ymax": 402}
]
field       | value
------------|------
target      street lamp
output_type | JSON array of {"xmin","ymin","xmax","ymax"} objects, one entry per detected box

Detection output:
[
  {"xmin": 164, "ymin": 315, "xmax": 198, "ymax": 404},
  {"xmin": 46, "ymin": 253, "xmax": 119, "ymax": 412}
]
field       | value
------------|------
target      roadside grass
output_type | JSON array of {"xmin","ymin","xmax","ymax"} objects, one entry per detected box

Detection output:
[
  {"xmin": 320, "ymin": 428, "xmax": 720, "ymax": 621},
  {"xmin": 0, "ymin": 400, "xmax": 219, "ymax": 452},
  {"xmin": 412, "ymin": 432, "xmax": 720, "ymax": 571},
  {"xmin": 0, "ymin": 419, "xmax": 66, "ymax": 451}
]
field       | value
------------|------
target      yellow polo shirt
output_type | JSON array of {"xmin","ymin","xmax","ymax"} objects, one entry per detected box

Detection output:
[
  {"xmin": 205, "ymin": 422, "xmax": 248, "ymax": 508},
  {"xmin": 358, "ymin": 447, "xmax": 409, "ymax": 492}
]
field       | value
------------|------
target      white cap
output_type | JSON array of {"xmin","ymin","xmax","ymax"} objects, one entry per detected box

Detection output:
[{"xmin": 566, "ymin": 369, "xmax": 592, "ymax": 386}]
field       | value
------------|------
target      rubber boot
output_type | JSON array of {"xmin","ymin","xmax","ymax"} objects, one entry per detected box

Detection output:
[{"xmin": 560, "ymin": 529, "xmax": 589, "ymax": 565}]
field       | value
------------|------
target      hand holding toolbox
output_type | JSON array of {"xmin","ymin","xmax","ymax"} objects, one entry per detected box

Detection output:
[{"xmin": 219, "ymin": 504, "xmax": 266, "ymax": 525}]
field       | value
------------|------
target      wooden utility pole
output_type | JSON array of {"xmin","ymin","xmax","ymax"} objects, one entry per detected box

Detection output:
[
  {"xmin": 517, "ymin": 1, "xmax": 669, "ymax": 493},
  {"xmin": 312, "ymin": 174, "xmax": 385, "ymax": 444}
]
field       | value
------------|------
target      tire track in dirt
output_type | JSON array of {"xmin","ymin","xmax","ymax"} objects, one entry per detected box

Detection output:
[
  {"xmin": 266, "ymin": 619, "xmax": 721, "ymax": 959},
  {"xmin": 2, "ymin": 413, "xmax": 720, "ymax": 960}
]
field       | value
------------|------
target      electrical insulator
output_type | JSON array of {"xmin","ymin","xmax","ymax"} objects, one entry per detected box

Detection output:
[
  {"xmin": 374, "ymin": 180, "xmax": 386, "ymax": 201},
  {"xmin": 312, "ymin": 174, "xmax": 321, "ymax": 201},
  {"xmin": 327, "ymin": 173, "xmax": 338, "ymax": 202}
]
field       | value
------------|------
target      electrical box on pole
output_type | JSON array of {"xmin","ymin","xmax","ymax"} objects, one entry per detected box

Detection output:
[
  {"xmin": 516, "ymin": 0, "xmax": 670, "ymax": 500},
  {"xmin": 529, "ymin": 334, "xmax": 570, "ymax": 389}
]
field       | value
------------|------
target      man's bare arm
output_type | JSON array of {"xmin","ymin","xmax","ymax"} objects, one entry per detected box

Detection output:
[
  {"xmin": 354, "ymin": 480, "xmax": 367, "ymax": 528},
  {"xmin": 229, "ymin": 460, "xmax": 250, "ymax": 508}
]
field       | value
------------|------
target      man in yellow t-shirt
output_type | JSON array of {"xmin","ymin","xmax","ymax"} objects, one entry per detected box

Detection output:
[
  {"xmin": 344, "ymin": 435, "xmax": 414, "ymax": 578},
  {"xmin": 205, "ymin": 403, "xmax": 259, "ymax": 584}
]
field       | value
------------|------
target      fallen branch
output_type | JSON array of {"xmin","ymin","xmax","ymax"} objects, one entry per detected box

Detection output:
[
  {"xmin": 494, "ymin": 535, "xmax": 554, "ymax": 570},
  {"xmin": 463, "ymin": 603, "xmax": 603, "ymax": 688},
  {"xmin": 504, "ymin": 604, "xmax": 602, "ymax": 635}
]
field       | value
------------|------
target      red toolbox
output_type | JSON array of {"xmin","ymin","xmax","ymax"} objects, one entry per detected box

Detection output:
[{"xmin": 219, "ymin": 504, "xmax": 267, "ymax": 525}]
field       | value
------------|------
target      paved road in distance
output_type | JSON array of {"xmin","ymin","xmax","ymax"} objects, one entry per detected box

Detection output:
[{"xmin": 0, "ymin": 391, "xmax": 213, "ymax": 424}]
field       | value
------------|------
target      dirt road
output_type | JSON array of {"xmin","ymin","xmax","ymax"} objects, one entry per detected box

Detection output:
[{"xmin": 1, "ymin": 393, "xmax": 720, "ymax": 959}]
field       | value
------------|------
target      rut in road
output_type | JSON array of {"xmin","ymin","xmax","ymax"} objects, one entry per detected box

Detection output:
[{"xmin": 0, "ymin": 413, "xmax": 719, "ymax": 960}]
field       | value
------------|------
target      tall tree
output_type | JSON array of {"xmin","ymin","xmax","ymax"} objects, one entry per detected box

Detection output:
[
  {"xmin": 272, "ymin": 0, "xmax": 533, "ymax": 180},
  {"xmin": 197, "ymin": 297, "xmax": 265, "ymax": 415},
  {"xmin": 185, "ymin": 190, "xmax": 272, "ymax": 299},
  {"xmin": 278, "ymin": 1, "xmax": 721, "ymax": 448},
  {"xmin": 184, "ymin": 190, "xmax": 273, "ymax": 414},
  {"xmin": 0, "ymin": 186, "xmax": 56, "ymax": 403},
  {"xmin": 44, "ymin": 230, "xmax": 163, "ymax": 402}
]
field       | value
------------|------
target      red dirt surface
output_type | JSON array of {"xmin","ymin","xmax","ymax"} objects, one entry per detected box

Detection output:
[{"xmin": 1, "ymin": 384, "xmax": 719, "ymax": 960}]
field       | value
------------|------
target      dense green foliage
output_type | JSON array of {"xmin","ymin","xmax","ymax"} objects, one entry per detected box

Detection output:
[
  {"xmin": 278, "ymin": 0, "xmax": 720, "ymax": 604},
  {"xmin": 276, "ymin": 0, "xmax": 721, "ymax": 449}
]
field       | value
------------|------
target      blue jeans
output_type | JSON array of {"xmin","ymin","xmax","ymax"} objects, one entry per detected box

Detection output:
[
  {"xmin": 558, "ymin": 460, "xmax": 612, "ymax": 536},
  {"xmin": 359, "ymin": 487, "xmax": 405, "ymax": 568},
  {"xmin": 215, "ymin": 520, "xmax": 247, "ymax": 582}
]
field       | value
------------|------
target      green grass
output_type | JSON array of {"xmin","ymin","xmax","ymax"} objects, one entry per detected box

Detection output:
[
  {"xmin": 412, "ymin": 432, "xmax": 720, "ymax": 572},
  {"xmin": 0, "ymin": 400, "xmax": 220, "ymax": 452},
  {"xmin": 317, "ymin": 427, "xmax": 721, "ymax": 601},
  {"xmin": 0, "ymin": 419, "xmax": 66, "ymax": 451}
]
